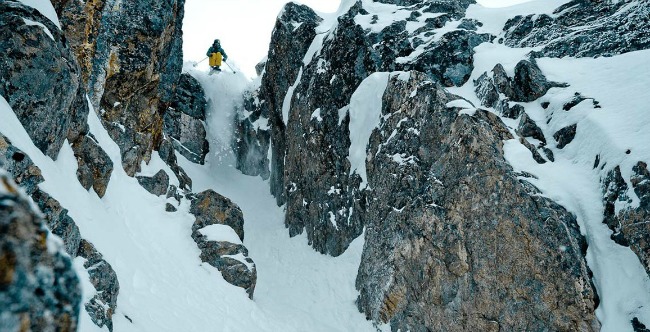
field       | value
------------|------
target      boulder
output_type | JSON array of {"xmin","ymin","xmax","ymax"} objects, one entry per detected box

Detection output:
[
  {"xmin": 355, "ymin": 72, "xmax": 597, "ymax": 331},
  {"xmin": 190, "ymin": 190, "xmax": 245, "ymax": 241},
  {"xmin": 72, "ymin": 134, "xmax": 113, "ymax": 198},
  {"xmin": 136, "ymin": 170, "xmax": 170, "ymax": 197},
  {"xmin": 517, "ymin": 113, "xmax": 546, "ymax": 144}
]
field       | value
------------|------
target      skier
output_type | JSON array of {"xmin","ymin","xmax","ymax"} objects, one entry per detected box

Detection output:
[{"xmin": 206, "ymin": 39, "xmax": 228, "ymax": 73}]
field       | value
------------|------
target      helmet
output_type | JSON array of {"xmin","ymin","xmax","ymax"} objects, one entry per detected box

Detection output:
[{"xmin": 214, "ymin": 39, "xmax": 220, "ymax": 45}]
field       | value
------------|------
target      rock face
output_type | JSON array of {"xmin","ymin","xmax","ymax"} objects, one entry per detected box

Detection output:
[
  {"xmin": 0, "ymin": 171, "xmax": 81, "ymax": 332},
  {"xmin": 165, "ymin": 73, "xmax": 209, "ymax": 164},
  {"xmin": 189, "ymin": 190, "xmax": 256, "ymax": 297},
  {"xmin": 0, "ymin": 135, "xmax": 120, "ymax": 331},
  {"xmin": 72, "ymin": 134, "xmax": 113, "ymax": 197},
  {"xmin": 55, "ymin": 0, "xmax": 187, "ymax": 176},
  {"xmin": 231, "ymin": 0, "xmax": 611, "ymax": 330},
  {"xmin": 504, "ymin": 0, "xmax": 650, "ymax": 58},
  {"xmin": 0, "ymin": 2, "xmax": 87, "ymax": 159},
  {"xmin": 603, "ymin": 164, "xmax": 650, "ymax": 275},
  {"xmin": 354, "ymin": 73, "xmax": 597, "ymax": 331}
]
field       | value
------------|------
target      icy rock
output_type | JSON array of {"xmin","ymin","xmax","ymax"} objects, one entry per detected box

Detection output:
[
  {"xmin": 136, "ymin": 170, "xmax": 170, "ymax": 197},
  {"xmin": 0, "ymin": 2, "xmax": 83, "ymax": 159},
  {"xmin": 234, "ymin": 90, "xmax": 271, "ymax": 180},
  {"xmin": 72, "ymin": 134, "xmax": 113, "ymax": 198},
  {"xmin": 492, "ymin": 64, "xmax": 515, "ymax": 99},
  {"xmin": 504, "ymin": 0, "xmax": 650, "ymax": 58},
  {"xmin": 356, "ymin": 72, "xmax": 597, "ymax": 331},
  {"xmin": 553, "ymin": 124, "xmax": 577, "ymax": 149},
  {"xmin": 0, "ymin": 171, "xmax": 81, "ymax": 332}
]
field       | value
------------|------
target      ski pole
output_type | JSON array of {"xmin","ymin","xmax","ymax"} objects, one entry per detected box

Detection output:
[
  {"xmin": 193, "ymin": 57, "xmax": 208, "ymax": 67},
  {"xmin": 224, "ymin": 60, "xmax": 237, "ymax": 74}
]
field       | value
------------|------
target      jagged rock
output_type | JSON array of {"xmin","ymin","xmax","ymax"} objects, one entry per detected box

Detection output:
[
  {"xmin": 72, "ymin": 134, "xmax": 113, "ymax": 198},
  {"xmin": 407, "ymin": 29, "xmax": 492, "ymax": 87},
  {"xmin": 504, "ymin": 103, "xmax": 525, "ymax": 119},
  {"xmin": 0, "ymin": 134, "xmax": 44, "ymax": 195},
  {"xmin": 136, "ymin": 170, "xmax": 170, "ymax": 197},
  {"xmin": 0, "ymin": 171, "xmax": 81, "ymax": 332},
  {"xmin": 159, "ymin": 137, "xmax": 192, "ymax": 191},
  {"xmin": 603, "ymin": 162, "xmax": 650, "ymax": 275},
  {"xmin": 77, "ymin": 240, "xmax": 120, "ymax": 332},
  {"xmin": 31, "ymin": 189, "xmax": 83, "ymax": 256},
  {"xmin": 0, "ymin": 2, "xmax": 83, "ymax": 159},
  {"xmin": 189, "ymin": 190, "xmax": 245, "ymax": 241},
  {"xmin": 504, "ymin": 0, "xmax": 650, "ymax": 58},
  {"xmin": 165, "ymin": 73, "xmax": 209, "ymax": 164},
  {"xmin": 263, "ymin": 2, "xmax": 323, "ymax": 205},
  {"xmin": 234, "ymin": 91, "xmax": 271, "ymax": 179},
  {"xmin": 172, "ymin": 73, "xmax": 207, "ymax": 120},
  {"xmin": 517, "ymin": 113, "xmax": 546, "ymax": 144},
  {"xmin": 255, "ymin": 59, "xmax": 267, "ymax": 76},
  {"xmin": 474, "ymin": 72, "xmax": 499, "ymax": 108},
  {"xmin": 57, "ymin": 0, "xmax": 186, "ymax": 176},
  {"xmin": 492, "ymin": 63, "xmax": 515, "ymax": 98},
  {"xmin": 554, "ymin": 124, "xmax": 577, "ymax": 149},
  {"xmin": 519, "ymin": 137, "xmax": 548, "ymax": 164},
  {"xmin": 512, "ymin": 60, "xmax": 558, "ymax": 102},
  {"xmin": 163, "ymin": 109, "xmax": 209, "ymax": 165},
  {"xmin": 194, "ymin": 238, "xmax": 256, "ymax": 298},
  {"xmin": 356, "ymin": 72, "xmax": 597, "ymax": 331}
]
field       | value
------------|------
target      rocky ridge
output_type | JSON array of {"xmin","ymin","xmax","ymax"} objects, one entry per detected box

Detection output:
[{"xmin": 235, "ymin": 0, "xmax": 650, "ymax": 330}]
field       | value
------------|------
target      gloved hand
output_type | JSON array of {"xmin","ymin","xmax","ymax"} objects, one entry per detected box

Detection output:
[{"xmin": 224, "ymin": 56, "xmax": 228, "ymax": 61}]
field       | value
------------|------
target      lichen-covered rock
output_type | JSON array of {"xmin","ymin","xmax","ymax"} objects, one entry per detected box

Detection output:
[
  {"xmin": 0, "ymin": 171, "xmax": 81, "ymax": 332},
  {"xmin": 190, "ymin": 190, "xmax": 244, "ymax": 241},
  {"xmin": 0, "ymin": 2, "xmax": 84, "ymax": 159},
  {"xmin": 356, "ymin": 72, "xmax": 598, "ymax": 331},
  {"xmin": 56, "ymin": 0, "xmax": 186, "ymax": 176},
  {"xmin": 136, "ymin": 170, "xmax": 170, "ymax": 197},
  {"xmin": 504, "ymin": 0, "xmax": 650, "ymax": 58},
  {"xmin": 77, "ymin": 239, "xmax": 120, "ymax": 332},
  {"xmin": 72, "ymin": 134, "xmax": 113, "ymax": 198}
]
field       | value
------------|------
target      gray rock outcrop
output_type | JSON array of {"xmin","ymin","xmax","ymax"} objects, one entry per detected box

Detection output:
[
  {"xmin": 189, "ymin": 190, "xmax": 256, "ymax": 297},
  {"xmin": 0, "ymin": 2, "xmax": 87, "ymax": 159},
  {"xmin": 72, "ymin": 134, "xmax": 113, "ymax": 198},
  {"xmin": 136, "ymin": 170, "xmax": 170, "ymax": 197},
  {"xmin": 0, "ymin": 171, "xmax": 81, "ymax": 332},
  {"xmin": 165, "ymin": 73, "xmax": 209, "ymax": 164},
  {"xmin": 355, "ymin": 73, "xmax": 597, "ymax": 331}
]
